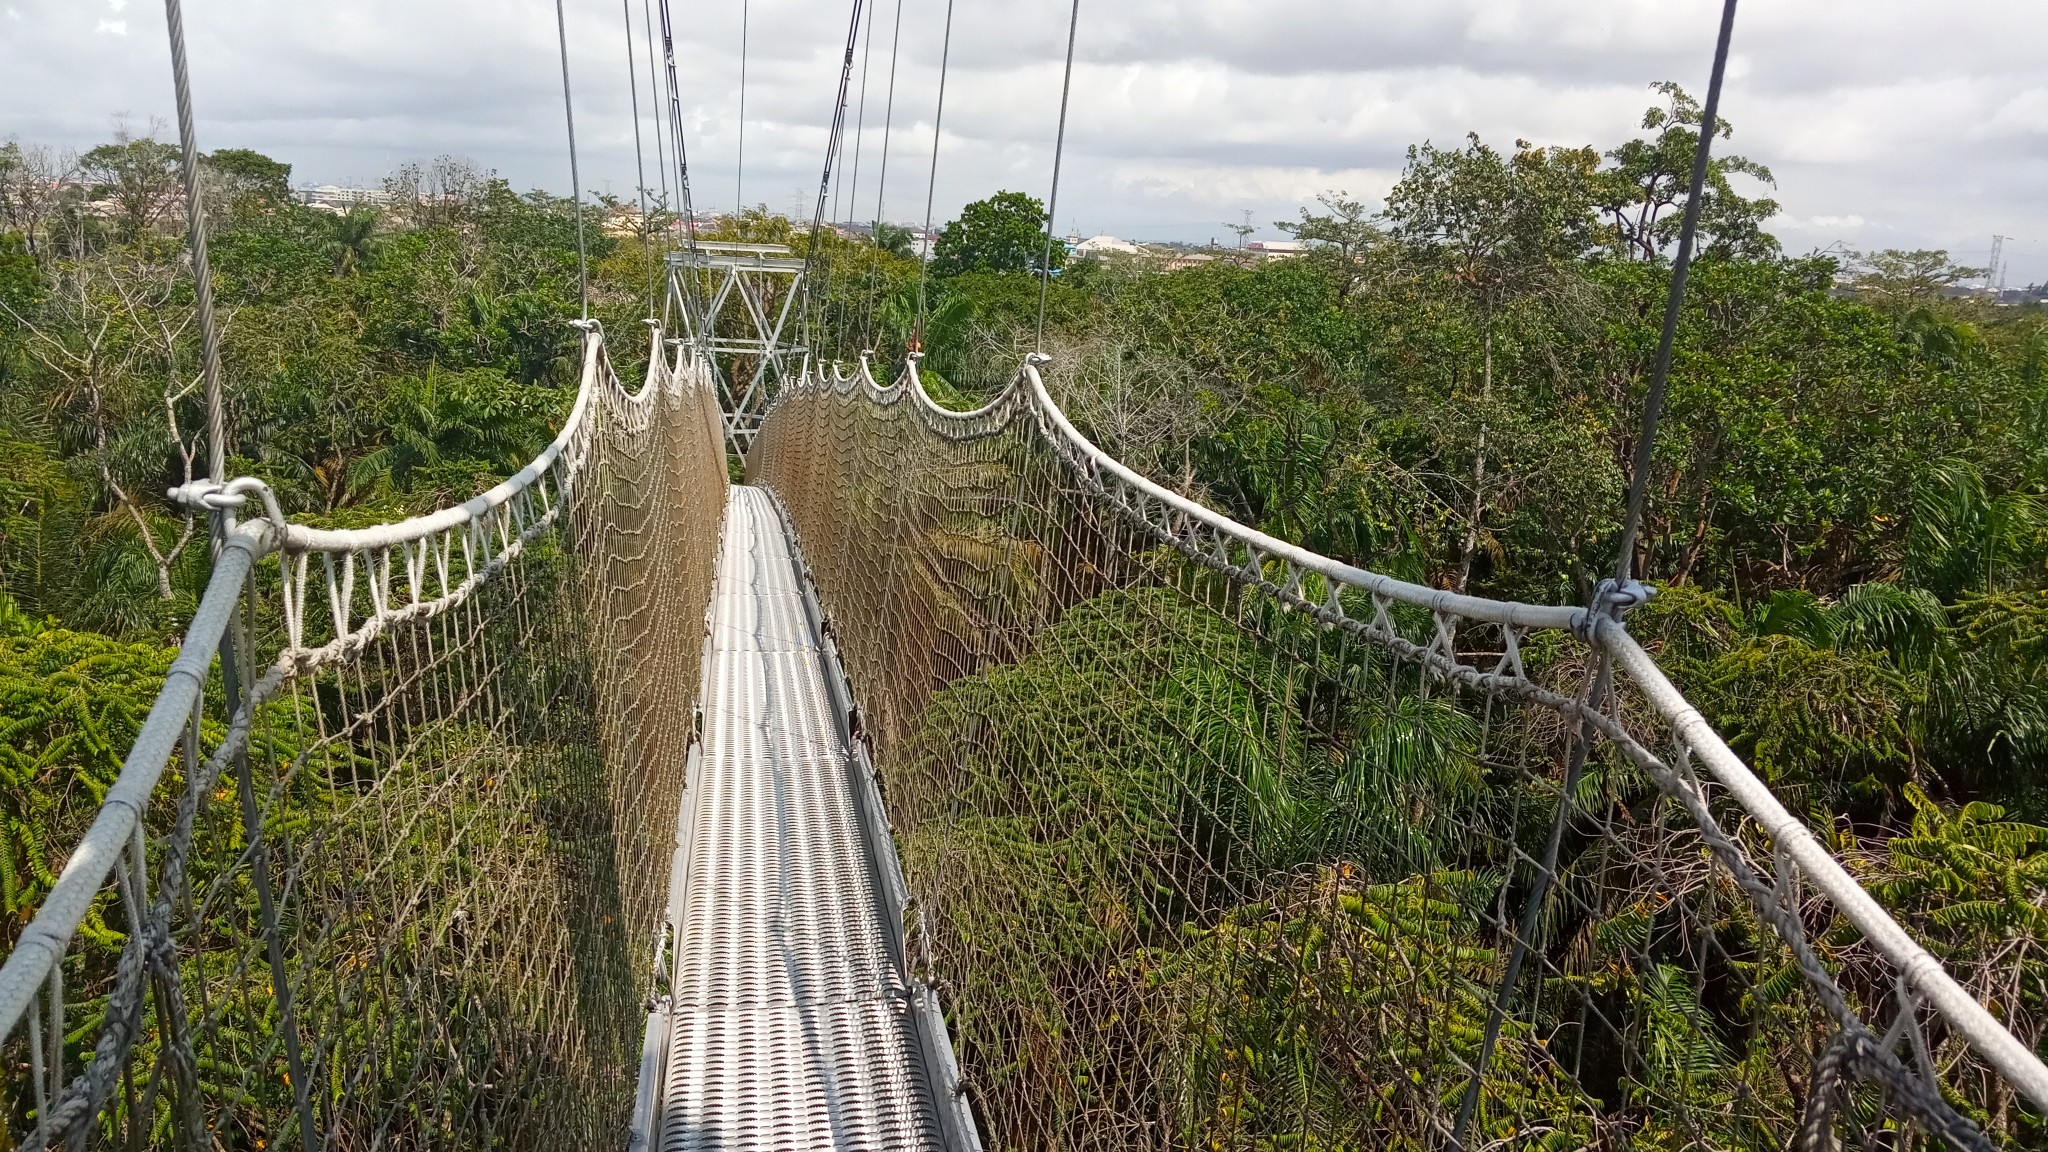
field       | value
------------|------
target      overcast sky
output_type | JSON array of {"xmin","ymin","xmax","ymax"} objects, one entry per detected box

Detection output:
[{"xmin": 5, "ymin": 0, "xmax": 2046, "ymax": 282}]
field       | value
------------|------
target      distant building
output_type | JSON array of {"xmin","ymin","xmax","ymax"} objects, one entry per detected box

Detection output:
[
  {"xmin": 1074, "ymin": 233, "xmax": 1145, "ymax": 258},
  {"xmin": 1245, "ymin": 240, "xmax": 1307, "ymax": 259},
  {"xmin": 1155, "ymin": 250, "xmax": 1216, "ymax": 272},
  {"xmin": 297, "ymin": 184, "xmax": 392, "ymax": 212}
]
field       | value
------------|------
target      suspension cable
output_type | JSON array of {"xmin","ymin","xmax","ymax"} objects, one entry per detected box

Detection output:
[
  {"xmin": 641, "ymin": 0, "xmax": 677, "ymax": 328},
  {"xmin": 656, "ymin": 0, "xmax": 702, "ymax": 334},
  {"xmin": 871, "ymin": 0, "xmax": 904, "ymax": 232},
  {"xmin": 642, "ymin": 0, "xmax": 671, "ymax": 218},
  {"xmin": 824, "ymin": 0, "xmax": 880, "ymax": 360},
  {"xmin": 554, "ymin": 0, "xmax": 591, "ymax": 320},
  {"xmin": 857, "ymin": 0, "xmax": 904, "ymax": 353},
  {"xmin": 1035, "ymin": 0, "xmax": 1082, "ymax": 354},
  {"xmin": 160, "ymin": 0, "xmax": 227, "ymax": 484},
  {"xmin": 656, "ymin": 0, "xmax": 698, "ymax": 246},
  {"xmin": 621, "ymin": 0, "xmax": 656, "ymax": 313},
  {"xmin": 800, "ymin": 0, "xmax": 870, "ymax": 349},
  {"xmin": 837, "ymin": 0, "xmax": 878, "ymax": 233},
  {"xmin": 912, "ymin": 0, "xmax": 958, "ymax": 353},
  {"xmin": 736, "ymin": 0, "xmax": 749, "ymax": 214},
  {"xmin": 1610, "ymin": 0, "xmax": 1739, "ymax": 589}
]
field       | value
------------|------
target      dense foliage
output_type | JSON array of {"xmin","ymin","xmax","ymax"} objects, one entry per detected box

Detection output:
[
  {"xmin": 3, "ymin": 73, "xmax": 2045, "ymax": 1143},
  {"xmin": 857, "ymin": 84, "xmax": 2048, "ymax": 1147}
]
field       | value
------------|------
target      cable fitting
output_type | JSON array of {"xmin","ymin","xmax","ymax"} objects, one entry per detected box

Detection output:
[
  {"xmin": 1597, "ymin": 578, "xmax": 1655, "ymax": 614},
  {"xmin": 167, "ymin": 476, "xmax": 288, "ymax": 531}
]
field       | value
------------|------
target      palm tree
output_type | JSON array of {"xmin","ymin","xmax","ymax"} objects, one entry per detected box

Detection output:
[
  {"xmin": 872, "ymin": 220, "xmax": 916, "ymax": 260},
  {"xmin": 325, "ymin": 207, "xmax": 381, "ymax": 276}
]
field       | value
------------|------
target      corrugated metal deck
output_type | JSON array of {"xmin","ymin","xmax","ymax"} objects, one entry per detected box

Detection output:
[{"xmin": 658, "ymin": 486, "xmax": 945, "ymax": 1151}]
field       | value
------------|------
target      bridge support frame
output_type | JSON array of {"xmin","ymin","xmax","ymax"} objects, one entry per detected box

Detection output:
[{"xmin": 667, "ymin": 243, "xmax": 807, "ymax": 456}]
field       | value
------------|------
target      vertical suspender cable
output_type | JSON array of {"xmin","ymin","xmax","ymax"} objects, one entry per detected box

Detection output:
[
  {"xmin": 737, "ymin": 0, "xmax": 749, "ymax": 214},
  {"xmin": 656, "ymin": 0, "xmax": 701, "ymax": 335},
  {"xmin": 828, "ymin": 0, "xmax": 878, "ymax": 359},
  {"xmin": 555, "ymin": 0, "xmax": 591, "ymax": 320},
  {"xmin": 1035, "ymin": 0, "xmax": 1082, "ymax": 354},
  {"xmin": 838, "ymin": 0, "xmax": 878, "ymax": 231},
  {"xmin": 640, "ymin": 0, "xmax": 678, "ymax": 330},
  {"xmin": 1451, "ymin": 8, "xmax": 1740, "ymax": 1150},
  {"xmin": 800, "ymin": 0, "xmax": 869, "ymax": 346},
  {"xmin": 857, "ymin": 0, "xmax": 903, "ymax": 351},
  {"xmin": 161, "ymin": 0, "xmax": 227, "ymax": 483},
  {"xmin": 622, "ymin": 0, "xmax": 656, "ymax": 313},
  {"xmin": 870, "ymin": 0, "xmax": 904, "ymax": 232},
  {"xmin": 656, "ymin": 0, "xmax": 698, "ymax": 244},
  {"xmin": 1611, "ymin": 0, "xmax": 1739, "ymax": 590},
  {"xmin": 642, "ymin": 0, "xmax": 672, "ymax": 217},
  {"xmin": 912, "ymin": 0, "xmax": 957, "ymax": 352},
  {"xmin": 161, "ymin": 14, "xmax": 318, "ymax": 1150}
]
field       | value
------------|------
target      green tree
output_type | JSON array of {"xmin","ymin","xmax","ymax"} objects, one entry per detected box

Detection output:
[
  {"xmin": 930, "ymin": 190, "xmax": 1059, "ymax": 278},
  {"xmin": 1845, "ymin": 249, "xmax": 1982, "ymax": 314},
  {"xmin": 78, "ymin": 130, "xmax": 183, "ymax": 242},
  {"xmin": 1597, "ymin": 81, "xmax": 1780, "ymax": 261}
]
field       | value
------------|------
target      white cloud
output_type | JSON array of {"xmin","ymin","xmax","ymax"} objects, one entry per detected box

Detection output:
[{"xmin": 3, "ymin": 0, "xmax": 2045, "ymax": 281}]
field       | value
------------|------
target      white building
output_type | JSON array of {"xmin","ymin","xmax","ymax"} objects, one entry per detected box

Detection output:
[
  {"xmin": 296, "ymin": 184, "xmax": 392, "ymax": 211},
  {"xmin": 1074, "ymin": 233, "xmax": 1145, "ymax": 258}
]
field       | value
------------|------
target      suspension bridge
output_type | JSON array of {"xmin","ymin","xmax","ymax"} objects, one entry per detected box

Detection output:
[{"xmin": 7, "ymin": 0, "xmax": 2048, "ymax": 1148}]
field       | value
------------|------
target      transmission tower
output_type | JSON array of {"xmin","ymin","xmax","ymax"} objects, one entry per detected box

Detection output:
[{"xmin": 1987, "ymin": 234, "xmax": 2008, "ymax": 292}]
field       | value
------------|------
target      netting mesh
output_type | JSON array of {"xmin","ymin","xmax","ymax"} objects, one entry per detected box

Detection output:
[
  {"xmin": 750, "ymin": 358, "xmax": 2030, "ymax": 1151},
  {"xmin": 4, "ymin": 330, "xmax": 725, "ymax": 1149}
]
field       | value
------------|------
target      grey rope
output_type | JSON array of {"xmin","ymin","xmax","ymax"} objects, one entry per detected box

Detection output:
[
  {"xmin": 623, "ymin": 0, "xmax": 656, "ymax": 312},
  {"xmin": 161, "ymin": 0, "xmax": 227, "ymax": 483},
  {"xmin": 1610, "ymin": 0, "xmax": 1737, "ymax": 588},
  {"xmin": 555, "ymin": 0, "xmax": 591, "ymax": 320},
  {"xmin": 912, "ymin": 0, "xmax": 957, "ymax": 352},
  {"xmin": 1034, "ymin": 0, "xmax": 1081, "ymax": 354}
]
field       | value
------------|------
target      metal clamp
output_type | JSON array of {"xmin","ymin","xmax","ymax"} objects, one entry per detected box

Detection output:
[{"xmin": 167, "ymin": 476, "xmax": 288, "ymax": 532}]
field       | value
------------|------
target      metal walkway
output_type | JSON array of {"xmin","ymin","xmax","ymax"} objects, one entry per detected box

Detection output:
[{"xmin": 650, "ymin": 486, "xmax": 951, "ymax": 1151}]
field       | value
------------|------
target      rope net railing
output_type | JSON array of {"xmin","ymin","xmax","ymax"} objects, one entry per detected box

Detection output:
[
  {"xmin": 748, "ymin": 354, "xmax": 2048, "ymax": 1151},
  {"xmin": 0, "ymin": 325, "xmax": 727, "ymax": 1148}
]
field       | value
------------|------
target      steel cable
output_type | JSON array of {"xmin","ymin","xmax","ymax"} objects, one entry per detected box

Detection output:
[
  {"xmin": 555, "ymin": 0, "xmax": 591, "ymax": 319},
  {"xmin": 912, "ymin": 0, "xmax": 957, "ymax": 352},
  {"xmin": 1035, "ymin": 0, "xmax": 1082, "ymax": 353}
]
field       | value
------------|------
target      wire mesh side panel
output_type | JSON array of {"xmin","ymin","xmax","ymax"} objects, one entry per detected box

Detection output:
[
  {"xmin": 750, "ymin": 363, "xmax": 2021, "ymax": 1151},
  {"xmin": 2, "ymin": 337, "xmax": 726, "ymax": 1149}
]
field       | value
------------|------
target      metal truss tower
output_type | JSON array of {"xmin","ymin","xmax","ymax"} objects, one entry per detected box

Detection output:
[{"xmin": 668, "ymin": 241, "xmax": 808, "ymax": 456}]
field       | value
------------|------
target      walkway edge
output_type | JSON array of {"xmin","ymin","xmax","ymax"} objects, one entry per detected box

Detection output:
[{"xmin": 762, "ymin": 487, "xmax": 985, "ymax": 1152}]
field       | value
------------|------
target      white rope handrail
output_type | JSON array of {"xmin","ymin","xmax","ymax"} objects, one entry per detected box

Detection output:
[
  {"xmin": 0, "ymin": 323, "xmax": 686, "ymax": 1045},
  {"xmin": 775, "ymin": 351, "xmax": 2048, "ymax": 1115}
]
